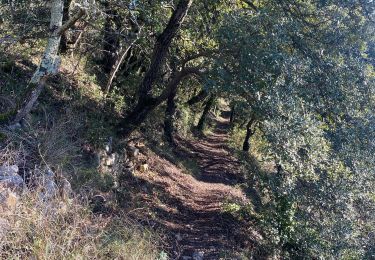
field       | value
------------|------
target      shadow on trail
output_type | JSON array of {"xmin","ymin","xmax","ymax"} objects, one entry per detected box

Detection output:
[
  {"xmin": 175, "ymin": 114, "xmax": 244, "ymax": 186},
  {"xmin": 131, "ymin": 111, "xmax": 267, "ymax": 259}
]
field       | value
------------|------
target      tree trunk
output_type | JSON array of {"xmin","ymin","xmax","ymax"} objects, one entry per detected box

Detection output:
[
  {"xmin": 164, "ymin": 89, "xmax": 177, "ymax": 144},
  {"xmin": 9, "ymin": 4, "xmax": 85, "ymax": 126},
  {"xmin": 118, "ymin": 0, "xmax": 193, "ymax": 138},
  {"xmin": 104, "ymin": 40, "xmax": 137, "ymax": 94},
  {"xmin": 138, "ymin": 0, "xmax": 193, "ymax": 99},
  {"xmin": 118, "ymin": 66, "xmax": 199, "ymax": 138},
  {"xmin": 197, "ymin": 95, "xmax": 214, "ymax": 132},
  {"xmin": 242, "ymin": 118, "xmax": 256, "ymax": 152},
  {"xmin": 117, "ymin": 97, "xmax": 159, "ymax": 138},
  {"xmin": 59, "ymin": 0, "xmax": 71, "ymax": 54},
  {"xmin": 230, "ymin": 104, "xmax": 235, "ymax": 123},
  {"xmin": 242, "ymin": 128, "xmax": 252, "ymax": 152},
  {"xmin": 187, "ymin": 89, "xmax": 207, "ymax": 106}
]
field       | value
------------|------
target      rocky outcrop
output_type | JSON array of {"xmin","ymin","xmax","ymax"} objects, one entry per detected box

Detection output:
[
  {"xmin": 0, "ymin": 165, "xmax": 24, "ymax": 190},
  {"xmin": 39, "ymin": 168, "xmax": 58, "ymax": 201}
]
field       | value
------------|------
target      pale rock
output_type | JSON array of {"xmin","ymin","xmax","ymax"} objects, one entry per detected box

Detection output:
[
  {"xmin": 0, "ymin": 165, "xmax": 19, "ymax": 176},
  {"xmin": 105, "ymin": 137, "xmax": 113, "ymax": 154},
  {"xmin": 139, "ymin": 163, "xmax": 149, "ymax": 172},
  {"xmin": 0, "ymin": 165, "xmax": 24, "ymax": 190},
  {"xmin": 127, "ymin": 146, "xmax": 139, "ymax": 158},
  {"xmin": 175, "ymin": 233, "xmax": 182, "ymax": 241},
  {"xmin": 105, "ymin": 153, "xmax": 117, "ymax": 167},
  {"xmin": 192, "ymin": 251, "xmax": 204, "ymax": 260},
  {"xmin": 0, "ymin": 176, "xmax": 24, "ymax": 189},
  {"xmin": 7, "ymin": 123, "xmax": 21, "ymax": 131},
  {"xmin": 40, "ymin": 169, "xmax": 58, "ymax": 201}
]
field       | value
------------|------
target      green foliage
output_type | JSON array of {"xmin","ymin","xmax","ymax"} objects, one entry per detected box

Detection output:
[
  {"xmin": 0, "ymin": 0, "xmax": 373, "ymax": 258},
  {"xmin": 73, "ymin": 168, "xmax": 115, "ymax": 192}
]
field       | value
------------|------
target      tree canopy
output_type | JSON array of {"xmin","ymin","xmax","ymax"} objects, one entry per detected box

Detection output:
[{"xmin": 1, "ymin": 0, "xmax": 374, "ymax": 258}]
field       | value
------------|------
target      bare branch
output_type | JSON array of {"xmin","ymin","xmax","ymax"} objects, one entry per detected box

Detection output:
[
  {"xmin": 242, "ymin": 0, "xmax": 258, "ymax": 12},
  {"xmin": 57, "ymin": 8, "xmax": 86, "ymax": 36}
]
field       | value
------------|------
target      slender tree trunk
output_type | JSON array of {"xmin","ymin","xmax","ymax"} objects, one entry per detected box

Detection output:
[
  {"xmin": 164, "ymin": 89, "xmax": 177, "ymax": 144},
  {"xmin": 118, "ymin": 0, "xmax": 193, "ymax": 138},
  {"xmin": 104, "ymin": 40, "xmax": 137, "ymax": 94},
  {"xmin": 243, "ymin": 118, "xmax": 256, "ymax": 152},
  {"xmin": 242, "ymin": 128, "xmax": 252, "ymax": 152},
  {"xmin": 197, "ymin": 95, "xmax": 214, "ymax": 132},
  {"xmin": 118, "ymin": 67, "xmax": 199, "ymax": 137},
  {"xmin": 59, "ymin": 0, "xmax": 71, "ymax": 54},
  {"xmin": 230, "ymin": 104, "xmax": 235, "ymax": 123},
  {"xmin": 187, "ymin": 89, "xmax": 207, "ymax": 106},
  {"xmin": 118, "ymin": 97, "xmax": 159, "ymax": 138},
  {"xmin": 70, "ymin": 23, "xmax": 87, "ymax": 58},
  {"xmin": 9, "ymin": 4, "xmax": 85, "ymax": 126},
  {"xmin": 138, "ymin": 0, "xmax": 193, "ymax": 99}
]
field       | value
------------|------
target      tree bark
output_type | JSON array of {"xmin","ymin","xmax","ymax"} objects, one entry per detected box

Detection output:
[
  {"xmin": 243, "ymin": 118, "xmax": 256, "ymax": 152},
  {"xmin": 9, "ymin": 3, "xmax": 85, "ymax": 126},
  {"xmin": 164, "ymin": 88, "xmax": 178, "ymax": 144},
  {"xmin": 118, "ymin": 66, "xmax": 200, "ymax": 138},
  {"xmin": 230, "ymin": 104, "xmax": 235, "ymax": 123},
  {"xmin": 118, "ymin": 97, "xmax": 159, "ymax": 138},
  {"xmin": 138, "ymin": 0, "xmax": 193, "ymax": 99},
  {"xmin": 59, "ymin": 0, "xmax": 71, "ymax": 54},
  {"xmin": 197, "ymin": 95, "xmax": 214, "ymax": 132},
  {"xmin": 187, "ymin": 89, "xmax": 208, "ymax": 106},
  {"xmin": 104, "ymin": 38, "xmax": 138, "ymax": 94},
  {"xmin": 118, "ymin": 0, "xmax": 194, "ymax": 138}
]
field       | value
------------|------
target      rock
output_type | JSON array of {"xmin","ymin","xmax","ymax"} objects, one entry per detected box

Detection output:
[
  {"xmin": 139, "ymin": 163, "xmax": 149, "ymax": 172},
  {"xmin": 7, "ymin": 123, "xmax": 21, "ymax": 131},
  {"xmin": 39, "ymin": 169, "xmax": 58, "ymax": 201},
  {"xmin": 141, "ymin": 185, "xmax": 148, "ymax": 193},
  {"xmin": 127, "ymin": 146, "xmax": 139, "ymax": 158},
  {"xmin": 0, "ymin": 175, "xmax": 24, "ymax": 189},
  {"xmin": 104, "ymin": 137, "xmax": 113, "ymax": 154},
  {"xmin": 0, "ymin": 165, "xmax": 24, "ymax": 190},
  {"xmin": 175, "ymin": 233, "xmax": 182, "ymax": 241},
  {"xmin": 192, "ymin": 251, "xmax": 204, "ymax": 260},
  {"xmin": 104, "ymin": 153, "xmax": 117, "ymax": 167},
  {"xmin": 0, "ymin": 165, "xmax": 18, "ymax": 176}
]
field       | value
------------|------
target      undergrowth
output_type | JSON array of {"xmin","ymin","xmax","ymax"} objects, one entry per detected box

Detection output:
[{"xmin": 0, "ymin": 189, "xmax": 162, "ymax": 260}]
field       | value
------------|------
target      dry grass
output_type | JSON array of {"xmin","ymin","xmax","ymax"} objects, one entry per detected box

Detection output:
[
  {"xmin": 0, "ymin": 188, "xmax": 162, "ymax": 260},
  {"xmin": 0, "ymin": 112, "xmax": 165, "ymax": 260}
]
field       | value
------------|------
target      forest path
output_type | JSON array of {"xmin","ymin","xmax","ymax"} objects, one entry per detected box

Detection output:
[{"xmin": 136, "ymin": 112, "xmax": 259, "ymax": 259}]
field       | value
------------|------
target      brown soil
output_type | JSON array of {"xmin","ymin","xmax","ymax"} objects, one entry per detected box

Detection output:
[{"xmin": 132, "ymin": 113, "xmax": 264, "ymax": 259}]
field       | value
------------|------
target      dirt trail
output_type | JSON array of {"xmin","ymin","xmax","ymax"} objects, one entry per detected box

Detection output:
[{"xmin": 136, "ymin": 113, "xmax": 258, "ymax": 259}]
